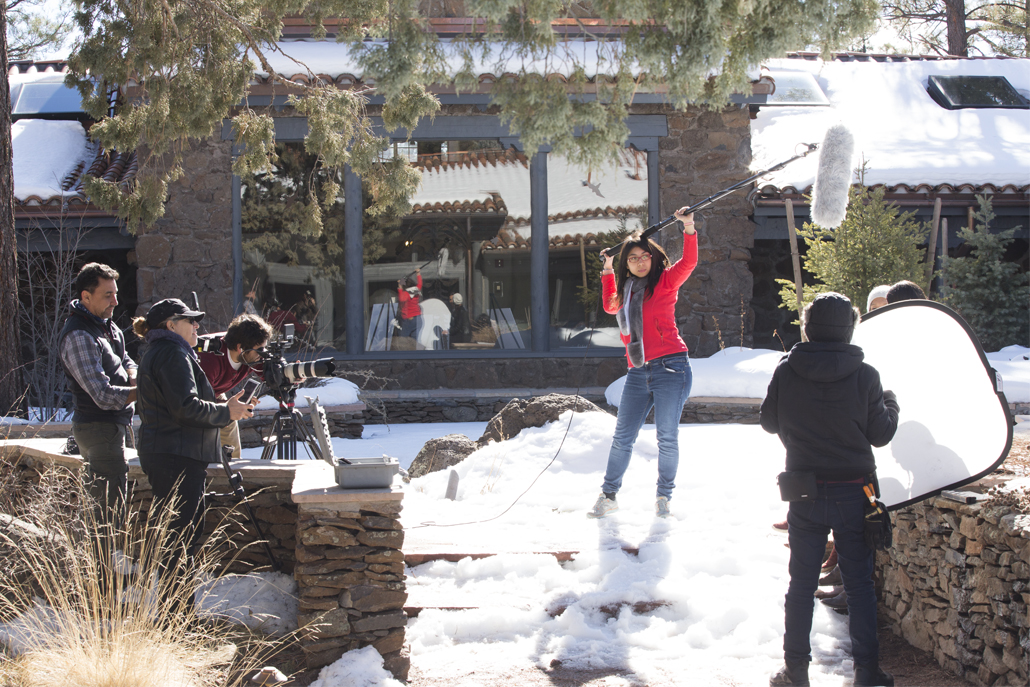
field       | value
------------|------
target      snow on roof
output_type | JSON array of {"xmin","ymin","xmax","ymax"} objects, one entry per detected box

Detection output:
[
  {"xmin": 12, "ymin": 120, "xmax": 90, "ymax": 201},
  {"xmin": 254, "ymin": 39, "xmax": 634, "ymax": 82},
  {"xmin": 412, "ymin": 149, "xmax": 647, "ymax": 240},
  {"xmin": 256, "ymin": 38, "xmax": 761, "ymax": 84},
  {"xmin": 751, "ymin": 58, "xmax": 1030, "ymax": 190}
]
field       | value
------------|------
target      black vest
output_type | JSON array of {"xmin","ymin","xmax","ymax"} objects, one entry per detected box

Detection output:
[{"xmin": 58, "ymin": 309, "xmax": 134, "ymax": 426}]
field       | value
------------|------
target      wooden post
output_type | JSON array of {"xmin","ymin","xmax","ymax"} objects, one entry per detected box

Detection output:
[
  {"xmin": 940, "ymin": 218, "xmax": 949, "ymax": 299},
  {"xmin": 579, "ymin": 237, "xmax": 588, "ymax": 290},
  {"xmin": 924, "ymin": 197, "xmax": 942, "ymax": 295},
  {"xmin": 785, "ymin": 199, "xmax": 806, "ymax": 342},
  {"xmin": 968, "ymin": 206, "xmax": 975, "ymax": 233}
]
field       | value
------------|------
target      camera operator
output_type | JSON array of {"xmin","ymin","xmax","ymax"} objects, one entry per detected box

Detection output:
[
  {"xmin": 197, "ymin": 314, "xmax": 272, "ymax": 458},
  {"xmin": 132, "ymin": 298, "xmax": 254, "ymax": 612}
]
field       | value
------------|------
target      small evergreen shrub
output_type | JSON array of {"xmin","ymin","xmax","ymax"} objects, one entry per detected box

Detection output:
[
  {"xmin": 941, "ymin": 195, "xmax": 1029, "ymax": 351},
  {"xmin": 777, "ymin": 184, "xmax": 929, "ymax": 319}
]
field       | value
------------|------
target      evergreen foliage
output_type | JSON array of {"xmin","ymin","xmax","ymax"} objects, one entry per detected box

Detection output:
[
  {"xmin": 777, "ymin": 184, "xmax": 928, "ymax": 317},
  {"xmin": 941, "ymin": 195, "xmax": 1029, "ymax": 351},
  {"xmin": 64, "ymin": 0, "xmax": 879, "ymax": 231},
  {"xmin": 6, "ymin": 0, "xmax": 73, "ymax": 60}
]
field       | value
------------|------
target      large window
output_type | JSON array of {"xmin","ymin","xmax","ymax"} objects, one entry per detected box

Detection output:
[
  {"xmin": 240, "ymin": 143, "xmax": 348, "ymax": 352},
  {"xmin": 365, "ymin": 141, "xmax": 532, "ymax": 352},
  {"xmin": 548, "ymin": 150, "xmax": 648, "ymax": 350}
]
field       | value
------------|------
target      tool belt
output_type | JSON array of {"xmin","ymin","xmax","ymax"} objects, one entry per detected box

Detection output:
[{"xmin": 863, "ymin": 475, "xmax": 893, "ymax": 551}]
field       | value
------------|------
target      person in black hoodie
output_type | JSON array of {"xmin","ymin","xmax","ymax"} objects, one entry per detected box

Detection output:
[
  {"xmin": 133, "ymin": 298, "xmax": 254, "ymax": 610},
  {"xmin": 761, "ymin": 292, "xmax": 900, "ymax": 687}
]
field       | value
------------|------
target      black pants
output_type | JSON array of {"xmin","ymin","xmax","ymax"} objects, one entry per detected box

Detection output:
[{"xmin": 139, "ymin": 453, "xmax": 208, "ymax": 611}]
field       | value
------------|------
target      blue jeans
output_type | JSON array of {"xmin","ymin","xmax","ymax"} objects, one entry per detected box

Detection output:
[
  {"xmin": 601, "ymin": 352, "xmax": 691, "ymax": 500},
  {"xmin": 784, "ymin": 483, "xmax": 878, "ymax": 666}
]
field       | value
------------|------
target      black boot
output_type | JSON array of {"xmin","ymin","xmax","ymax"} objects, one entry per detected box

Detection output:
[
  {"xmin": 770, "ymin": 661, "xmax": 810, "ymax": 686},
  {"xmin": 854, "ymin": 663, "xmax": 894, "ymax": 687}
]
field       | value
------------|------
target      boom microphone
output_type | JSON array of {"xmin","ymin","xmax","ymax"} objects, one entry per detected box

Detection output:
[{"xmin": 809, "ymin": 124, "xmax": 855, "ymax": 229}]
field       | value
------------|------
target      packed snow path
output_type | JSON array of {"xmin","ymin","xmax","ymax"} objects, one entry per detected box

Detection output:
[{"xmin": 400, "ymin": 419, "xmax": 861, "ymax": 686}]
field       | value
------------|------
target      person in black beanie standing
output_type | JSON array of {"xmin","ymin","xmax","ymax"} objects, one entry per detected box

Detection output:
[{"xmin": 761, "ymin": 292, "xmax": 900, "ymax": 687}]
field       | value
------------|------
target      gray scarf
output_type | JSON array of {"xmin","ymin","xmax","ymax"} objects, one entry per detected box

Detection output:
[{"xmin": 615, "ymin": 277, "xmax": 647, "ymax": 367}]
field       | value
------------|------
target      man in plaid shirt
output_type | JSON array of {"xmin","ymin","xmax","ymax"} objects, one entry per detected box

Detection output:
[{"xmin": 58, "ymin": 263, "xmax": 137, "ymax": 527}]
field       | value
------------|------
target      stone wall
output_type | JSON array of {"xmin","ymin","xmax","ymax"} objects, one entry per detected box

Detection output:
[
  {"xmin": 127, "ymin": 460, "xmax": 300, "ymax": 574},
  {"xmin": 333, "ymin": 357, "xmax": 628, "ymax": 392},
  {"xmin": 133, "ymin": 136, "xmax": 236, "ymax": 330},
  {"xmin": 654, "ymin": 104, "xmax": 756, "ymax": 357},
  {"xmin": 877, "ymin": 496, "xmax": 1030, "ymax": 686},
  {"xmin": 293, "ymin": 465, "xmax": 408, "ymax": 678}
]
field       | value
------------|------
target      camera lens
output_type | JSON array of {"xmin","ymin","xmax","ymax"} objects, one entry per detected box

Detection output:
[{"xmin": 282, "ymin": 357, "xmax": 336, "ymax": 383}]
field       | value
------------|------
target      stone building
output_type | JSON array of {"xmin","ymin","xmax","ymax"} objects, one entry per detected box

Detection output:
[{"xmin": 10, "ymin": 49, "xmax": 1029, "ymax": 396}]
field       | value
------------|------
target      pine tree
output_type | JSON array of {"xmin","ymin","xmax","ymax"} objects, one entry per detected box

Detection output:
[
  {"xmin": 60, "ymin": 0, "xmax": 880, "ymax": 231},
  {"xmin": 941, "ymin": 195, "xmax": 1029, "ymax": 351},
  {"xmin": 777, "ymin": 184, "xmax": 929, "ymax": 317}
]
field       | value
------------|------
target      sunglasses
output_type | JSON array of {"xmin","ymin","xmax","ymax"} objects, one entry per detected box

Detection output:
[{"xmin": 174, "ymin": 316, "xmax": 200, "ymax": 325}]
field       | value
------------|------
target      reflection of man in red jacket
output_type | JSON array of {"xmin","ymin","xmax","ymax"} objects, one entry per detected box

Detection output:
[
  {"xmin": 396, "ymin": 269, "xmax": 423, "ymax": 344},
  {"xmin": 198, "ymin": 314, "xmax": 272, "ymax": 457}
]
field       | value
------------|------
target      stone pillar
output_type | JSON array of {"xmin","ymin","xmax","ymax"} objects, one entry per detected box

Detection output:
[{"xmin": 291, "ymin": 463, "xmax": 408, "ymax": 679}]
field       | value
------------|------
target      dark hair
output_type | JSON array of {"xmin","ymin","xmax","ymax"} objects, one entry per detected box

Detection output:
[
  {"xmin": 612, "ymin": 234, "xmax": 670, "ymax": 307},
  {"xmin": 73, "ymin": 262, "xmax": 119, "ymax": 298},
  {"xmin": 224, "ymin": 314, "xmax": 273, "ymax": 351},
  {"xmin": 886, "ymin": 280, "xmax": 926, "ymax": 303},
  {"xmin": 802, "ymin": 292, "xmax": 860, "ymax": 343},
  {"xmin": 131, "ymin": 316, "xmax": 152, "ymax": 339}
]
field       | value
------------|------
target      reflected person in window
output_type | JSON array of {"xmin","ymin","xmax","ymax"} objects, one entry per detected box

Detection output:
[
  {"xmin": 586, "ymin": 209, "xmax": 699, "ymax": 520},
  {"xmin": 397, "ymin": 269, "xmax": 424, "ymax": 345}
]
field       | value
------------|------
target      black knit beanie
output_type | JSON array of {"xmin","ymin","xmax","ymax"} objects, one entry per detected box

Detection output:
[{"xmin": 804, "ymin": 292, "xmax": 859, "ymax": 343}]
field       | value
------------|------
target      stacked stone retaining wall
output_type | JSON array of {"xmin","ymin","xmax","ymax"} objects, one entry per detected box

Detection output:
[
  {"xmin": 877, "ymin": 495, "xmax": 1030, "ymax": 686},
  {"xmin": 292, "ymin": 467, "xmax": 408, "ymax": 678}
]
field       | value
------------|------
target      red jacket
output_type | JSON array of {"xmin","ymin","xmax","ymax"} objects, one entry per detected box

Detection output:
[
  {"xmin": 602, "ymin": 232, "xmax": 698, "ymax": 368},
  {"xmin": 199, "ymin": 340, "xmax": 256, "ymax": 396},
  {"xmin": 398, "ymin": 273, "xmax": 423, "ymax": 319}
]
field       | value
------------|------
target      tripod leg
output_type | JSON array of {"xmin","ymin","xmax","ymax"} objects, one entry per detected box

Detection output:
[{"xmin": 260, "ymin": 414, "xmax": 281, "ymax": 461}]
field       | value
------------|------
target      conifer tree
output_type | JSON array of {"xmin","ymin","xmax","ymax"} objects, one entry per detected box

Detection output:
[
  {"xmin": 941, "ymin": 195, "xmax": 1029, "ymax": 351},
  {"xmin": 60, "ymin": 0, "xmax": 880, "ymax": 232},
  {"xmin": 777, "ymin": 184, "xmax": 929, "ymax": 316}
]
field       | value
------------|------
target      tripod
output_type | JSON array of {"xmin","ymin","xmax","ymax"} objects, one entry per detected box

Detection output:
[{"xmin": 259, "ymin": 386, "xmax": 326, "ymax": 461}]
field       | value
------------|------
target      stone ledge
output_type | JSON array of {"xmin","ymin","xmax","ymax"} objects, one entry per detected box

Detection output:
[{"xmin": 292, "ymin": 461, "xmax": 403, "ymax": 505}]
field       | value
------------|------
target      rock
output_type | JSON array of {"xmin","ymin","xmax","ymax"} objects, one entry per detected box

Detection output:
[
  {"xmin": 340, "ymin": 585, "xmax": 408, "ymax": 613},
  {"xmin": 407, "ymin": 434, "xmax": 477, "ymax": 480},
  {"xmin": 477, "ymin": 393, "xmax": 604, "ymax": 446}
]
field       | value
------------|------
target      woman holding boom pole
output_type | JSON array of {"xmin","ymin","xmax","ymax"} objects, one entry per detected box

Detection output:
[{"xmin": 587, "ymin": 209, "xmax": 698, "ymax": 519}]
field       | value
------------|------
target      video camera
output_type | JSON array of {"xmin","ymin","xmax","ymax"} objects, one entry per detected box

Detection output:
[
  {"xmin": 259, "ymin": 324, "xmax": 336, "ymax": 405},
  {"xmin": 195, "ymin": 333, "xmax": 224, "ymax": 355}
]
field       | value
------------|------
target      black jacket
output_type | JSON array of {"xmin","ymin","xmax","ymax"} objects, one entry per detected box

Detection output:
[
  {"xmin": 760, "ymin": 342, "xmax": 900, "ymax": 480},
  {"xmin": 137, "ymin": 337, "xmax": 230, "ymax": 464}
]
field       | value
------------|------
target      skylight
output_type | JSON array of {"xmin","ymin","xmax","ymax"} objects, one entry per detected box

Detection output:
[
  {"xmin": 11, "ymin": 78, "xmax": 84, "ymax": 118},
  {"xmin": 927, "ymin": 75, "xmax": 1029, "ymax": 110},
  {"xmin": 764, "ymin": 71, "xmax": 830, "ymax": 106}
]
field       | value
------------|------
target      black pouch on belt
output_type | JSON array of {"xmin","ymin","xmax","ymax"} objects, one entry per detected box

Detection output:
[{"xmin": 777, "ymin": 471, "xmax": 817, "ymax": 502}]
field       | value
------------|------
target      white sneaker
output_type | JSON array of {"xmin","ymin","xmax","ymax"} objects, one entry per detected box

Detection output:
[
  {"xmin": 655, "ymin": 496, "xmax": 671, "ymax": 518},
  {"xmin": 587, "ymin": 493, "xmax": 618, "ymax": 519}
]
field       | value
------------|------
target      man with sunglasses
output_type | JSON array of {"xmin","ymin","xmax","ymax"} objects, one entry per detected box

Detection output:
[
  {"xmin": 198, "ymin": 314, "xmax": 272, "ymax": 457},
  {"xmin": 58, "ymin": 262, "xmax": 137, "ymax": 529}
]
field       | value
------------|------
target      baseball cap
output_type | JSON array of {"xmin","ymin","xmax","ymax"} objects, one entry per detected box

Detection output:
[{"xmin": 145, "ymin": 298, "xmax": 205, "ymax": 329}]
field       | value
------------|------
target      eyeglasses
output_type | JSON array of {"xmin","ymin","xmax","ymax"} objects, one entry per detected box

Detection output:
[{"xmin": 627, "ymin": 254, "xmax": 652, "ymax": 265}]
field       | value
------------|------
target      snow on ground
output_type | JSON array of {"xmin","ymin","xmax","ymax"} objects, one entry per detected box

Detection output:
[
  {"xmin": 228, "ymin": 418, "xmax": 856, "ymax": 686},
  {"xmin": 195, "ymin": 572, "xmax": 299, "ymax": 636}
]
